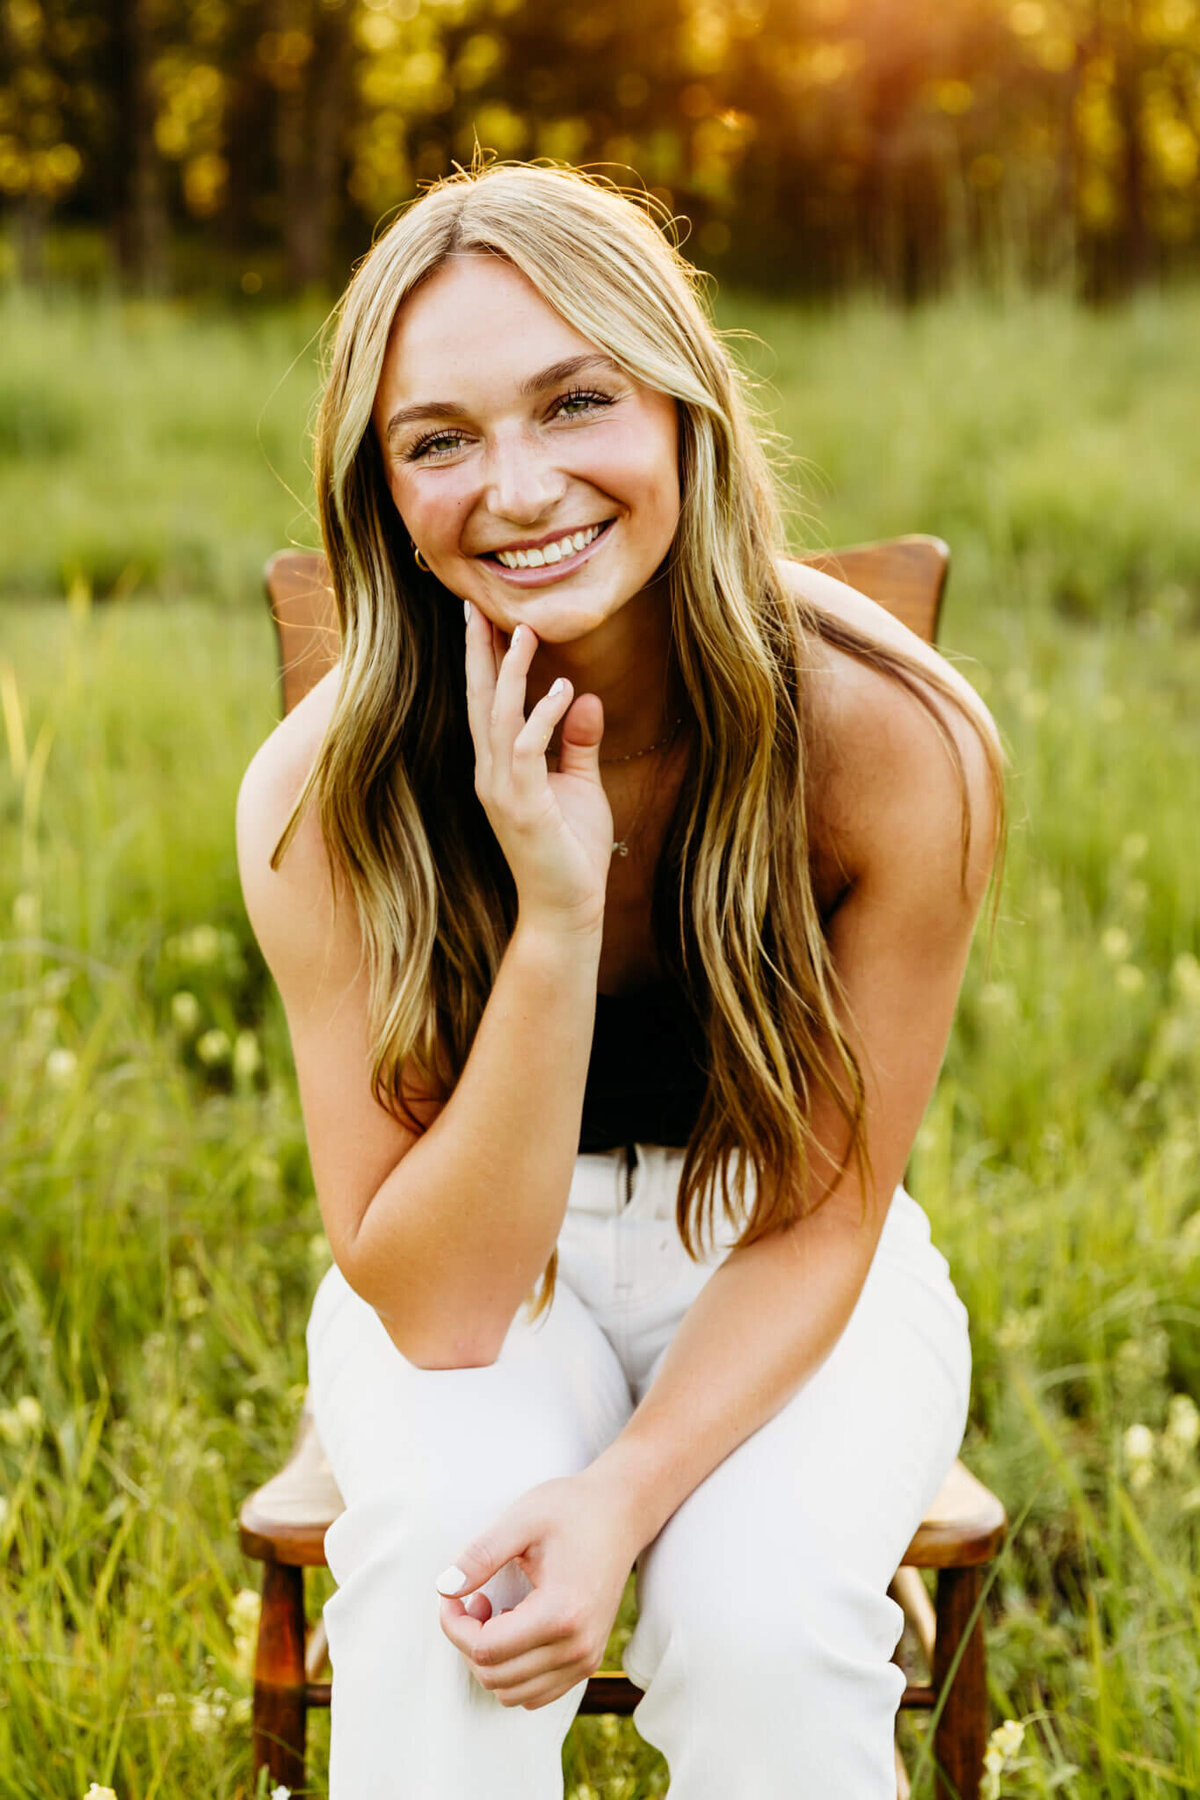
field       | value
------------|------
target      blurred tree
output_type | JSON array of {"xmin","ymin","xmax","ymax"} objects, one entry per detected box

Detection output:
[{"xmin": 1, "ymin": 0, "xmax": 1197, "ymax": 294}]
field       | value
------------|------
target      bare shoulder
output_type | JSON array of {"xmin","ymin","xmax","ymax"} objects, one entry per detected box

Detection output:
[
  {"xmin": 778, "ymin": 556, "xmax": 1003, "ymax": 912},
  {"xmin": 235, "ymin": 665, "xmax": 354, "ymax": 1013}
]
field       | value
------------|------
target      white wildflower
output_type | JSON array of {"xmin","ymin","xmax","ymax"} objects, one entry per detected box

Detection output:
[
  {"xmin": 174, "ymin": 925, "xmax": 221, "ymax": 966},
  {"xmin": 978, "ymin": 981, "xmax": 1018, "ymax": 1019},
  {"xmin": 1124, "ymin": 1422, "xmax": 1156, "ymax": 1490},
  {"xmin": 996, "ymin": 1309, "xmax": 1039, "ymax": 1352},
  {"xmin": 1161, "ymin": 1394, "xmax": 1200, "ymax": 1474},
  {"xmin": 15, "ymin": 1395, "xmax": 42, "ymax": 1432},
  {"xmin": 12, "ymin": 891, "xmax": 40, "ymax": 933},
  {"xmin": 170, "ymin": 990, "xmax": 201, "ymax": 1033},
  {"xmin": 982, "ymin": 1717, "xmax": 1026, "ymax": 1799},
  {"xmin": 1172, "ymin": 953, "xmax": 1200, "ymax": 1007},
  {"xmin": 45, "ymin": 1047, "xmax": 78, "ymax": 1086},
  {"xmin": 232, "ymin": 1029, "xmax": 261, "ymax": 1082},
  {"xmin": 189, "ymin": 1695, "xmax": 218, "ymax": 1736},
  {"xmin": 196, "ymin": 1028, "xmax": 231, "ymax": 1067},
  {"xmin": 83, "ymin": 1786, "xmax": 118, "ymax": 1800},
  {"xmin": 172, "ymin": 1266, "xmax": 207, "ymax": 1320}
]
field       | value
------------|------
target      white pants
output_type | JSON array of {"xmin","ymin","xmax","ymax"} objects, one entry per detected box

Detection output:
[{"xmin": 306, "ymin": 1143, "xmax": 971, "ymax": 1798}]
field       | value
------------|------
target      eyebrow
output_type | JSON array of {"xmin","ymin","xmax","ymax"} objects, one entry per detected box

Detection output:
[{"xmin": 383, "ymin": 353, "xmax": 624, "ymax": 444}]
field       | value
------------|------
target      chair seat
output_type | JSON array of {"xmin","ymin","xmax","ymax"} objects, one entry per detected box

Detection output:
[{"xmin": 240, "ymin": 1406, "xmax": 1005, "ymax": 1571}]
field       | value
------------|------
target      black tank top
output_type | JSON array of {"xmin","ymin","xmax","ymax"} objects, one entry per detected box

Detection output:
[{"xmin": 579, "ymin": 976, "xmax": 709, "ymax": 1152}]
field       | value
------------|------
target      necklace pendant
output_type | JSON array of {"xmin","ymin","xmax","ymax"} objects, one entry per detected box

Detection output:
[{"xmin": 612, "ymin": 840, "xmax": 630, "ymax": 856}]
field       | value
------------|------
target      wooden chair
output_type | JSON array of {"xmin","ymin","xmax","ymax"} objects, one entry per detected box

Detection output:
[{"xmin": 241, "ymin": 536, "xmax": 1006, "ymax": 1797}]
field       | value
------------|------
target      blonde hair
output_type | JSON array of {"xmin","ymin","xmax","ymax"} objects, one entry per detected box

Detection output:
[{"xmin": 273, "ymin": 160, "xmax": 1004, "ymax": 1315}]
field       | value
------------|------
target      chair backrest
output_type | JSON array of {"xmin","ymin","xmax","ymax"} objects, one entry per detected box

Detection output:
[{"xmin": 264, "ymin": 535, "xmax": 948, "ymax": 718}]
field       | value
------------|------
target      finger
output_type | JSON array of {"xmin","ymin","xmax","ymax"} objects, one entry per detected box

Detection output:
[
  {"xmin": 471, "ymin": 1638, "xmax": 576, "ymax": 1692},
  {"xmin": 463, "ymin": 602, "xmax": 495, "ymax": 785},
  {"xmin": 553, "ymin": 690, "xmax": 605, "ymax": 782},
  {"xmin": 487, "ymin": 622, "xmax": 539, "ymax": 776},
  {"xmin": 464, "ymin": 1592, "xmax": 493, "ymax": 1624},
  {"xmin": 496, "ymin": 1671, "xmax": 587, "ymax": 1711},
  {"xmin": 510, "ymin": 677, "xmax": 573, "ymax": 785},
  {"xmin": 470, "ymin": 1590, "xmax": 572, "ymax": 1667},
  {"xmin": 435, "ymin": 1510, "xmax": 536, "ymax": 1603},
  {"xmin": 439, "ymin": 1596, "xmax": 486, "ymax": 1658}
]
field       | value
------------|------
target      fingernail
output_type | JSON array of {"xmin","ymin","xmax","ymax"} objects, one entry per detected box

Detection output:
[
  {"xmin": 511, "ymin": 624, "xmax": 524, "ymax": 647},
  {"xmin": 549, "ymin": 677, "xmax": 565, "ymax": 697},
  {"xmin": 436, "ymin": 1564, "xmax": 467, "ymax": 1596},
  {"xmin": 463, "ymin": 601, "xmax": 471, "ymax": 623}
]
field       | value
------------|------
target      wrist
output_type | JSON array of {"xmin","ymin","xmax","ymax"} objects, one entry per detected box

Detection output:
[
  {"xmin": 582, "ymin": 1435, "xmax": 674, "ymax": 1555},
  {"xmin": 513, "ymin": 910, "xmax": 605, "ymax": 962}
]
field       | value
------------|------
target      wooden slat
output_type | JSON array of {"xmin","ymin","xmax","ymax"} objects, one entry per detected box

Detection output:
[
  {"xmin": 800, "ymin": 534, "xmax": 949, "ymax": 646},
  {"xmin": 264, "ymin": 549, "xmax": 338, "ymax": 718},
  {"xmin": 239, "ymin": 1404, "xmax": 343, "ymax": 1567},
  {"xmin": 261, "ymin": 532, "xmax": 949, "ymax": 721},
  {"xmin": 891, "ymin": 1563, "xmax": 938, "ymax": 1667},
  {"xmin": 904, "ymin": 1459, "xmax": 1006, "ymax": 1569},
  {"xmin": 304, "ymin": 1616, "xmax": 329, "ymax": 1684}
]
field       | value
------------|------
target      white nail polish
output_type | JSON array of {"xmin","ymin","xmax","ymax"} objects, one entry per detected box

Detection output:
[
  {"xmin": 463, "ymin": 601, "xmax": 471, "ymax": 622},
  {"xmin": 549, "ymin": 678, "xmax": 565, "ymax": 697},
  {"xmin": 436, "ymin": 1564, "xmax": 468, "ymax": 1596},
  {"xmin": 511, "ymin": 624, "xmax": 523, "ymax": 647}
]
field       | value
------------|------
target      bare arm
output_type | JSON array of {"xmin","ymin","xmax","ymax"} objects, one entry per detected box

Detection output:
[
  {"xmin": 237, "ymin": 613, "xmax": 614, "ymax": 1369},
  {"xmin": 431, "ymin": 638, "xmax": 1004, "ymax": 1711},
  {"xmin": 587, "ymin": 651, "xmax": 1002, "ymax": 1545}
]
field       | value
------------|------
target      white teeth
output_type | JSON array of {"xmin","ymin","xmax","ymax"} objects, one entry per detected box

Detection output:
[{"xmin": 493, "ymin": 522, "xmax": 605, "ymax": 571}]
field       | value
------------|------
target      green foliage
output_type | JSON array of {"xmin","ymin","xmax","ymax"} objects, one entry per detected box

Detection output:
[{"xmin": 1, "ymin": 291, "xmax": 1199, "ymax": 1794}]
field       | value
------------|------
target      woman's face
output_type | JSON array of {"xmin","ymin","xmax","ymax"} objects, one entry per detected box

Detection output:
[{"xmin": 371, "ymin": 253, "xmax": 681, "ymax": 645}]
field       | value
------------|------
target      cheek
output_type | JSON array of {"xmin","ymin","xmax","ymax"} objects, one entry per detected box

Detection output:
[{"xmin": 390, "ymin": 473, "xmax": 472, "ymax": 543}]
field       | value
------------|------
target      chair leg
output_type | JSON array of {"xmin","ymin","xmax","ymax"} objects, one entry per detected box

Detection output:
[
  {"xmin": 932, "ymin": 1566, "xmax": 986, "ymax": 1800},
  {"xmin": 253, "ymin": 1560, "xmax": 308, "ymax": 1791}
]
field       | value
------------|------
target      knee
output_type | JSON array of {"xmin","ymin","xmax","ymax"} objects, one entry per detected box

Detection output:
[{"xmin": 638, "ymin": 1560, "xmax": 905, "ymax": 1714}]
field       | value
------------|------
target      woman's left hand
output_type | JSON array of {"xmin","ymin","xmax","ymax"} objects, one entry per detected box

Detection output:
[{"xmin": 437, "ymin": 1465, "xmax": 646, "ymax": 1710}]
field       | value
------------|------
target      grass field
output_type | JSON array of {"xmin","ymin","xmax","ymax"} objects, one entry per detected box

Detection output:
[{"xmin": 1, "ymin": 281, "xmax": 1199, "ymax": 1797}]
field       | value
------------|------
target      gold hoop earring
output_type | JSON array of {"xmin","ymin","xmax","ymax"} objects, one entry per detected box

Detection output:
[{"xmin": 411, "ymin": 542, "xmax": 430, "ymax": 572}]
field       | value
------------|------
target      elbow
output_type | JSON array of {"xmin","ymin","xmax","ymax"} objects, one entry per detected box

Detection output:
[
  {"xmin": 334, "ymin": 1232, "xmax": 519, "ymax": 1369},
  {"xmin": 344, "ymin": 1265, "xmax": 512, "ymax": 1368},
  {"xmin": 379, "ymin": 1315, "xmax": 508, "ymax": 1370}
]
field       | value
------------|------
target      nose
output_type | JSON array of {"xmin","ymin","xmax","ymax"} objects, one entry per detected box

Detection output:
[{"xmin": 481, "ymin": 425, "xmax": 566, "ymax": 525}]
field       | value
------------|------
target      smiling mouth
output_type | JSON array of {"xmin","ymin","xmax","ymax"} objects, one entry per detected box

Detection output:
[{"xmin": 479, "ymin": 519, "xmax": 614, "ymax": 570}]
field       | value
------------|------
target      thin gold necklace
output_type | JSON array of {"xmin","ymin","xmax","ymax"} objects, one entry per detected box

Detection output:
[{"xmin": 546, "ymin": 714, "xmax": 686, "ymax": 856}]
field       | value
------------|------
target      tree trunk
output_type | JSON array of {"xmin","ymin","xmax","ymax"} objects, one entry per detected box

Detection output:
[{"xmin": 110, "ymin": 0, "xmax": 169, "ymax": 291}]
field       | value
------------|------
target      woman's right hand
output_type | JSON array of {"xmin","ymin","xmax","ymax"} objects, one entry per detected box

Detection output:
[{"xmin": 464, "ymin": 603, "xmax": 613, "ymax": 938}]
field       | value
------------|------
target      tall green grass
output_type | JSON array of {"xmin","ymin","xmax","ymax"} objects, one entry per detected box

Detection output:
[{"xmin": 1, "ymin": 286, "xmax": 1199, "ymax": 1796}]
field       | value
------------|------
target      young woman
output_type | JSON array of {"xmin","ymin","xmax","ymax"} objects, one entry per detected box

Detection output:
[{"xmin": 237, "ymin": 161, "xmax": 1003, "ymax": 1798}]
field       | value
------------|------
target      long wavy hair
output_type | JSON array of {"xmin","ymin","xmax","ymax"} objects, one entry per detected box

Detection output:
[{"xmin": 272, "ymin": 160, "xmax": 1004, "ymax": 1317}]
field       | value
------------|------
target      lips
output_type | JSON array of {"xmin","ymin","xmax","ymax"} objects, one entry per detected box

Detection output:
[{"xmin": 478, "ymin": 518, "xmax": 616, "ymax": 584}]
